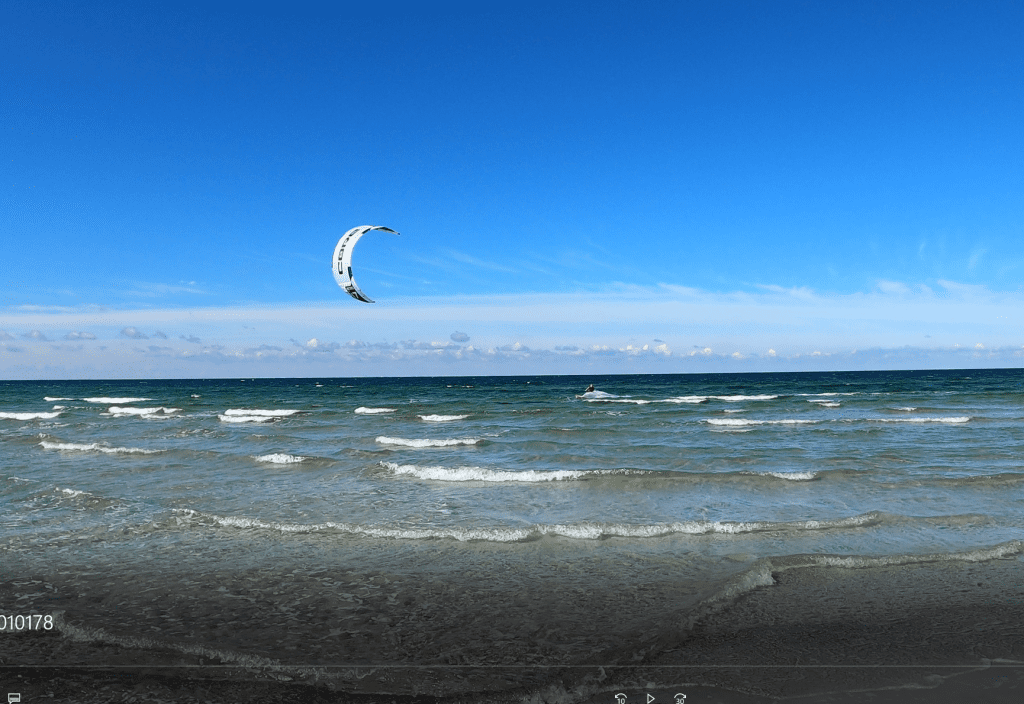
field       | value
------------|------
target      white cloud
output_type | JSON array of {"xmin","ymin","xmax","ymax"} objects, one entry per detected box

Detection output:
[
  {"xmin": 120, "ymin": 327, "xmax": 148, "ymax": 339},
  {"xmin": 22, "ymin": 330, "xmax": 48, "ymax": 341},
  {"xmin": 3, "ymin": 279, "xmax": 1024, "ymax": 377}
]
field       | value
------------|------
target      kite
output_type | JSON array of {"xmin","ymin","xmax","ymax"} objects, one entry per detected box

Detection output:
[{"xmin": 331, "ymin": 225, "xmax": 399, "ymax": 303}]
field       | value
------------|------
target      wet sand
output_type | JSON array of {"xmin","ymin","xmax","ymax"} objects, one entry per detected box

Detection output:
[{"xmin": 3, "ymin": 551, "xmax": 1022, "ymax": 703}]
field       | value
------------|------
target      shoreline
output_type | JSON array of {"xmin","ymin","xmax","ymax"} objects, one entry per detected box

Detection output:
[{"xmin": 4, "ymin": 550, "xmax": 1023, "ymax": 702}]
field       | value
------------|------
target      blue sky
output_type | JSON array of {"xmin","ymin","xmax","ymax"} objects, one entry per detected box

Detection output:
[{"xmin": 3, "ymin": 0, "xmax": 1023, "ymax": 378}]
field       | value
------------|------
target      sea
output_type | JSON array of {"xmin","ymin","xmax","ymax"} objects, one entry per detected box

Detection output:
[{"xmin": 3, "ymin": 369, "xmax": 1024, "ymax": 700}]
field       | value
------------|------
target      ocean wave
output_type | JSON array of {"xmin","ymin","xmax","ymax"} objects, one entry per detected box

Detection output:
[
  {"xmin": 223, "ymin": 409, "xmax": 301, "ymax": 417},
  {"xmin": 678, "ymin": 539, "xmax": 1024, "ymax": 630},
  {"xmin": 931, "ymin": 472, "xmax": 1024, "ymax": 487},
  {"xmin": 375, "ymin": 436, "xmax": 479, "ymax": 448},
  {"xmin": 585, "ymin": 393, "xmax": 779, "ymax": 404},
  {"xmin": 83, "ymin": 397, "xmax": 152, "ymax": 403},
  {"xmin": 220, "ymin": 408, "xmax": 301, "ymax": 423},
  {"xmin": 43, "ymin": 397, "xmax": 73, "ymax": 402},
  {"xmin": 706, "ymin": 418, "xmax": 818, "ymax": 426},
  {"xmin": 0, "ymin": 411, "xmax": 62, "ymax": 420},
  {"xmin": 872, "ymin": 416, "xmax": 970, "ymax": 424},
  {"xmin": 174, "ymin": 509, "xmax": 886, "ymax": 543},
  {"xmin": 660, "ymin": 396, "xmax": 710, "ymax": 404},
  {"xmin": 40, "ymin": 440, "xmax": 159, "ymax": 455},
  {"xmin": 381, "ymin": 461, "xmax": 595, "ymax": 482},
  {"xmin": 218, "ymin": 414, "xmax": 274, "ymax": 423},
  {"xmin": 419, "ymin": 414, "xmax": 469, "ymax": 422},
  {"xmin": 808, "ymin": 399, "xmax": 840, "ymax": 407},
  {"xmin": 254, "ymin": 453, "xmax": 306, "ymax": 464},
  {"xmin": 742, "ymin": 470, "xmax": 819, "ymax": 481},
  {"xmin": 355, "ymin": 407, "xmax": 395, "ymax": 414},
  {"xmin": 382, "ymin": 462, "xmax": 821, "ymax": 484},
  {"xmin": 107, "ymin": 406, "xmax": 180, "ymax": 417},
  {"xmin": 47, "ymin": 612, "xmax": 291, "ymax": 674},
  {"xmin": 797, "ymin": 540, "xmax": 1024, "ymax": 569}
]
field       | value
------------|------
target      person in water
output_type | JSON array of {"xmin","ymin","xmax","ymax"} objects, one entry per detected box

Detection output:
[{"xmin": 585, "ymin": 384, "xmax": 595, "ymax": 393}]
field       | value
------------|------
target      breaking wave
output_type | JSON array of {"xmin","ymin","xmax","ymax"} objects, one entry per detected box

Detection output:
[
  {"xmin": 107, "ymin": 406, "xmax": 180, "ymax": 417},
  {"xmin": 40, "ymin": 441, "xmax": 159, "ymax": 455},
  {"xmin": 381, "ymin": 461, "xmax": 595, "ymax": 482},
  {"xmin": 174, "ymin": 509, "xmax": 888, "ymax": 543},
  {"xmin": 219, "ymin": 409, "xmax": 301, "ymax": 423},
  {"xmin": 0, "ymin": 411, "xmax": 62, "ymax": 420},
  {"xmin": 83, "ymin": 397, "xmax": 152, "ymax": 404},
  {"xmin": 254, "ymin": 453, "xmax": 306, "ymax": 464},
  {"xmin": 375, "ymin": 436, "xmax": 479, "ymax": 448}
]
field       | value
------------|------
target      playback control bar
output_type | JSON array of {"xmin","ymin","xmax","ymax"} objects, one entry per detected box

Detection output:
[{"xmin": 612, "ymin": 693, "xmax": 686, "ymax": 704}]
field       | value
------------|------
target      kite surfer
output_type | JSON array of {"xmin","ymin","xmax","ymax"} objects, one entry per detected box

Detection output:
[{"xmin": 585, "ymin": 384, "xmax": 595, "ymax": 393}]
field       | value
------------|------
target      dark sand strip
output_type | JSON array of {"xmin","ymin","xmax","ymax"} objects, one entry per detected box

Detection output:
[{"xmin": 3, "ymin": 554, "xmax": 1022, "ymax": 702}]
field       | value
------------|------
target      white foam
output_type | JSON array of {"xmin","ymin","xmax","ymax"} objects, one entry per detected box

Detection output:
[
  {"xmin": 223, "ymin": 408, "xmax": 301, "ymax": 417},
  {"xmin": 44, "ymin": 397, "xmax": 73, "ymax": 402},
  {"xmin": 254, "ymin": 453, "xmax": 306, "ymax": 464},
  {"xmin": 218, "ymin": 414, "xmax": 274, "ymax": 423},
  {"xmin": 0, "ymin": 411, "xmax": 62, "ymax": 420},
  {"xmin": 808, "ymin": 399, "xmax": 840, "ymax": 407},
  {"xmin": 419, "ymin": 414, "xmax": 468, "ymax": 422},
  {"xmin": 579, "ymin": 391, "xmax": 619, "ymax": 399},
  {"xmin": 107, "ymin": 406, "xmax": 180, "ymax": 417},
  {"xmin": 892, "ymin": 406, "xmax": 917, "ymax": 411},
  {"xmin": 177, "ymin": 509, "xmax": 885, "ymax": 543},
  {"xmin": 83, "ymin": 397, "xmax": 151, "ymax": 403},
  {"xmin": 876, "ymin": 416, "xmax": 970, "ymax": 424},
  {"xmin": 375, "ymin": 436, "xmax": 479, "ymax": 447},
  {"xmin": 57, "ymin": 487, "xmax": 90, "ymax": 497},
  {"xmin": 791, "ymin": 540, "xmax": 1024, "ymax": 570},
  {"xmin": 40, "ymin": 441, "xmax": 158, "ymax": 454},
  {"xmin": 706, "ymin": 418, "xmax": 817, "ymax": 426},
  {"xmin": 354, "ymin": 407, "xmax": 396, "ymax": 414},
  {"xmin": 660, "ymin": 396, "xmax": 709, "ymax": 404},
  {"xmin": 746, "ymin": 470, "xmax": 819, "ymax": 481},
  {"xmin": 712, "ymin": 394, "xmax": 779, "ymax": 402},
  {"xmin": 382, "ymin": 461, "xmax": 588, "ymax": 482}
]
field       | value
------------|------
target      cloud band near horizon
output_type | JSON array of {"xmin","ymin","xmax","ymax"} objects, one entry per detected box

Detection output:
[{"xmin": 2, "ymin": 282, "xmax": 1023, "ymax": 378}]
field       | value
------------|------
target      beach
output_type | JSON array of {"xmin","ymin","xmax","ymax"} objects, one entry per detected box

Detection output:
[
  {"xmin": 3, "ymin": 372, "xmax": 1023, "ymax": 702},
  {"xmin": 4, "ymin": 539, "xmax": 1023, "ymax": 702}
]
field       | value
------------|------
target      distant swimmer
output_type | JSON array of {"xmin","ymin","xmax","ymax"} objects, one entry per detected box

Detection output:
[{"xmin": 585, "ymin": 384, "xmax": 595, "ymax": 393}]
